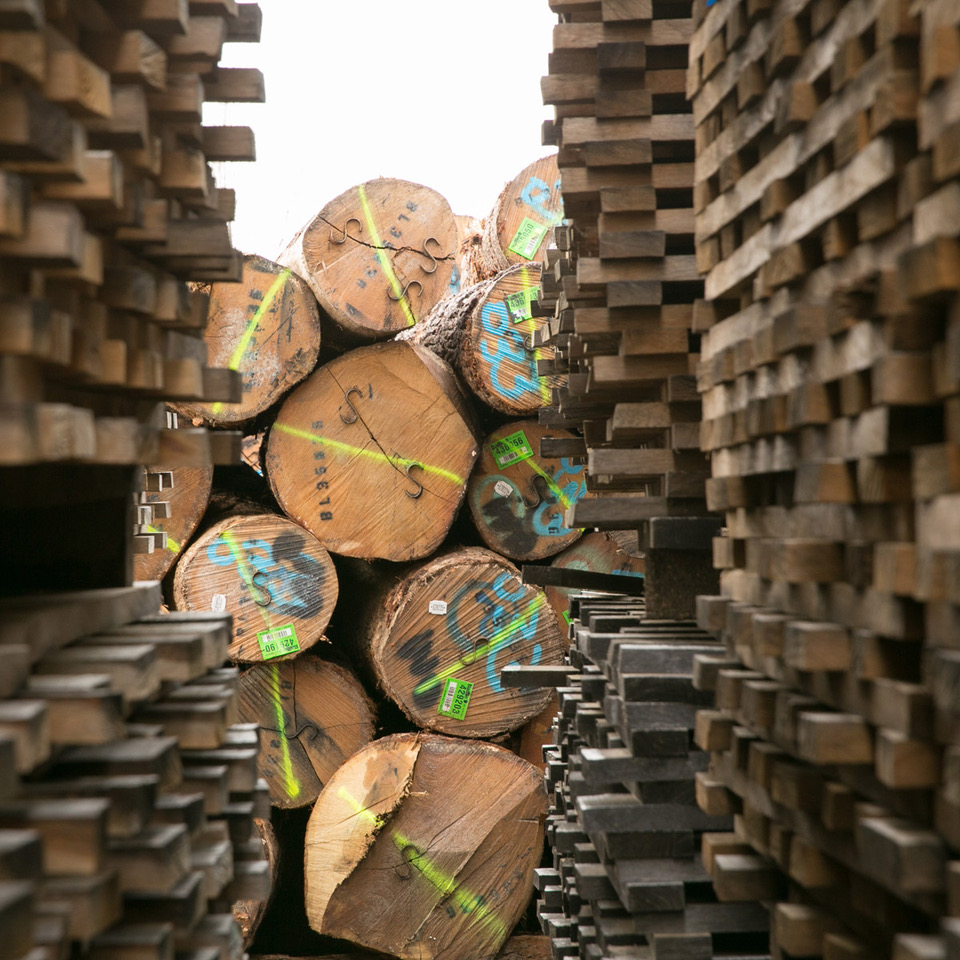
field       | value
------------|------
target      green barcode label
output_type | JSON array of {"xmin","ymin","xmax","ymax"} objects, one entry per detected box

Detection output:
[
  {"xmin": 257, "ymin": 624, "xmax": 300, "ymax": 660},
  {"xmin": 437, "ymin": 678, "xmax": 474, "ymax": 720},
  {"xmin": 508, "ymin": 218, "xmax": 549, "ymax": 260},
  {"xmin": 489, "ymin": 431, "xmax": 534, "ymax": 469}
]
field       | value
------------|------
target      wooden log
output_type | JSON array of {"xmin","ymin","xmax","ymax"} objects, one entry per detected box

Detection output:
[
  {"xmin": 466, "ymin": 420, "xmax": 588, "ymax": 561},
  {"xmin": 237, "ymin": 656, "xmax": 375, "ymax": 808},
  {"xmin": 134, "ymin": 465, "xmax": 214, "ymax": 583},
  {"xmin": 361, "ymin": 547, "xmax": 565, "ymax": 738},
  {"xmin": 542, "ymin": 530, "xmax": 645, "ymax": 625},
  {"xmin": 277, "ymin": 179, "xmax": 460, "ymax": 344},
  {"xmin": 264, "ymin": 341, "xmax": 479, "ymax": 561},
  {"xmin": 231, "ymin": 816, "xmax": 278, "ymax": 947},
  {"xmin": 171, "ymin": 255, "xmax": 322, "ymax": 427},
  {"xmin": 481, "ymin": 155, "xmax": 564, "ymax": 274},
  {"xmin": 399, "ymin": 263, "xmax": 563, "ymax": 415},
  {"xmin": 303, "ymin": 733, "xmax": 546, "ymax": 960},
  {"xmin": 172, "ymin": 513, "xmax": 338, "ymax": 663}
]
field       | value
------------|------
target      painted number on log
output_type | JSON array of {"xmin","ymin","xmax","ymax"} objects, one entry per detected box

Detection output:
[
  {"xmin": 311, "ymin": 420, "xmax": 333, "ymax": 521},
  {"xmin": 480, "ymin": 302, "xmax": 541, "ymax": 403}
]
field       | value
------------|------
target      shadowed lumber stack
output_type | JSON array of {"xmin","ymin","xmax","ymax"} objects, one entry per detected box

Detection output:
[
  {"xmin": 277, "ymin": 179, "xmax": 461, "ymax": 345},
  {"xmin": 398, "ymin": 262, "xmax": 565, "ymax": 416},
  {"xmin": 172, "ymin": 513, "xmax": 339, "ymax": 662},
  {"xmin": 171, "ymin": 255, "xmax": 323, "ymax": 428},
  {"xmin": 528, "ymin": 590, "xmax": 770, "ymax": 960},
  {"xmin": 688, "ymin": 0, "xmax": 960, "ymax": 947},
  {"xmin": 481, "ymin": 155, "xmax": 566, "ymax": 276},
  {"xmin": 264, "ymin": 340, "xmax": 479, "ymax": 562},
  {"xmin": 0, "ymin": 584, "xmax": 273, "ymax": 957},
  {"xmin": 304, "ymin": 733, "xmax": 546, "ymax": 960},
  {"xmin": 467, "ymin": 420, "xmax": 589, "ymax": 561},
  {"xmin": 237, "ymin": 655, "xmax": 375, "ymax": 809},
  {"xmin": 538, "ymin": 0, "xmax": 716, "ymax": 619},
  {"xmin": 359, "ymin": 547, "xmax": 566, "ymax": 738}
]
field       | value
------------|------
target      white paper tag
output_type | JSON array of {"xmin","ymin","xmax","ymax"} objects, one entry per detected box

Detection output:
[
  {"xmin": 428, "ymin": 600, "xmax": 448, "ymax": 615},
  {"xmin": 494, "ymin": 480, "xmax": 513, "ymax": 498},
  {"xmin": 211, "ymin": 594, "xmax": 226, "ymax": 612}
]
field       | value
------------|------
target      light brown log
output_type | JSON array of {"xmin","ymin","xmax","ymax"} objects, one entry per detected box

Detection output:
[
  {"xmin": 277, "ymin": 179, "xmax": 460, "ymax": 343},
  {"xmin": 466, "ymin": 420, "xmax": 588, "ymax": 561},
  {"xmin": 517, "ymin": 694, "xmax": 558, "ymax": 771},
  {"xmin": 264, "ymin": 341, "xmax": 478, "ymax": 561},
  {"xmin": 172, "ymin": 514, "xmax": 338, "ymax": 662},
  {"xmin": 399, "ymin": 263, "xmax": 562, "ymax": 416},
  {"xmin": 543, "ymin": 531, "xmax": 644, "ymax": 625},
  {"xmin": 481, "ymin": 155, "xmax": 564, "ymax": 274},
  {"xmin": 361, "ymin": 547, "xmax": 564, "ymax": 738},
  {"xmin": 170, "ymin": 255, "xmax": 321, "ymax": 427},
  {"xmin": 304, "ymin": 733, "xmax": 545, "ymax": 960},
  {"xmin": 237, "ymin": 656, "xmax": 375, "ymax": 808},
  {"xmin": 134, "ymin": 465, "xmax": 213, "ymax": 583}
]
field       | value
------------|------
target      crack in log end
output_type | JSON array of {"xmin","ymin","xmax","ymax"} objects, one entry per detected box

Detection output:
[{"xmin": 314, "ymin": 213, "xmax": 456, "ymax": 262}]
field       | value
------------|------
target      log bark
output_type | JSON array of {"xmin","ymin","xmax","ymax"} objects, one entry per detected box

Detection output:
[
  {"xmin": 543, "ymin": 531, "xmax": 645, "ymax": 625},
  {"xmin": 233, "ymin": 816, "xmax": 279, "ymax": 947},
  {"xmin": 304, "ymin": 733, "xmax": 546, "ymax": 960},
  {"xmin": 171, "ymin": 255, "xmax": 322, "ymax": 427},
  {"xmin": 134, "ymin": 464, "xmax": 213, "ymax": 583},
  {"xmin": 399, "ymin": 263, "xmax": 563, "ymax": 416},
  {"xmin": 264, "ymin": 341, "xmax": 479, "ymax": 562},
  {"xmin": 466, "ymin": 420, "xmax": 589, "ymax": 562},
  {"xmin": 171, "ymin": 514, "xmax": 338, "ymax": 663},
  {"xmin": 238, "ymin": 656, "xmax": 376, "ymax": 809},
  {"xmin": 277, "ymin": 179, "xmax": 460, "ymax": 344},
  {"xmin": 361, "ymin": 546, "xmax": 565, "ymax": 738},
  {"xmin": 481, "ymin": 155, "xmax": 564, "ymax": 275}
]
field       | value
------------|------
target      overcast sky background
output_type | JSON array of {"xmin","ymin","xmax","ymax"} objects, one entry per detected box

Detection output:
[{"xmin": 206, "ymin": 3, "xmax": 557, "ymax": 259}]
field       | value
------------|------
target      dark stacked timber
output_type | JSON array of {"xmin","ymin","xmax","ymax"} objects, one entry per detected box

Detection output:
[
  {"xmin": 0, "ymin": 583, "xmax": 275, "ymax": 960},
  {"xmin": 539, "ymin": 0, "xmax": 718, "ymax": 620},
  {"xmin": 523, "ymin": 590, "xmax": 770, "ymax": 960},
  {"xmin": 689, "ymin": 0, "xmax": 960, "ymax": 949}
]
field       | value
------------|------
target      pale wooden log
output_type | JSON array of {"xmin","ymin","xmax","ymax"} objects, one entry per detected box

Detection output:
[
  {"xmin": 304, "ymin": 733, "xmax": 546, "ymax": 960},
  {"xmin": 399, "ymin": 263, "xmax": 562, "ymax": 415},
  {"xmin": 277, "ymin": 179, "xmax": 460, "ymax": 344},
  {"xmin": 466, "ymin": 420, "xmax": 588, "ymax": 561},
  {"xmin": 237, "ymin": 656, "xmax": 375, "ymax": 808},
  {"xmin": 516, "ymin": 694, "xmax": 558, "ymax": 772},
  {"xmin": 134, "ymin": 465, "xmax": 213, "ymax": 583},
  {"xmin": 361, "ymin": 547, "xmax": 565, "ymax": 738},
  {"xmin": 543, "ymin": 531, "xmax": 645, "ymax": 625},
  {"xmin": 172, "ymin": 514, "xmax": 338, "ymax": 663},
  {"xmin": 264, "ymin": 341, "xmax": 478, "ymax": 562},
  {"xmin": 171, "ymin": 255, "xmax": 322, "ymax": 427},
  {"xmin": 481, "ymin": 155, "xmax": 564, "ymax": 274}
]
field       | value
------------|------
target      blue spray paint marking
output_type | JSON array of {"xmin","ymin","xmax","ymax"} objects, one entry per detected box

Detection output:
[
  {"xmin": 520, "ymin": 176, "xmax": 565, "ymax": 225},
  {"xmin": 480, "ymin": 301, "xmax": 540, "ymax": 401},
  {"xmin": 449, "ymin": 263, "xmax": 461, "ymax": 295},
  {"xmin": 206, "ymin": 537, "xmax": 322, "ymax": 616}
]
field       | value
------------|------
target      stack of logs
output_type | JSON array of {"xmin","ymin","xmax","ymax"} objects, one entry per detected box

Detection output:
[
  {"xmin": 688, "ymin": 0, "xmax": 960, "ymax": 950},
  {"xmin": 538, "ymin": 0, "xmax": 719, "ymax": 620}
]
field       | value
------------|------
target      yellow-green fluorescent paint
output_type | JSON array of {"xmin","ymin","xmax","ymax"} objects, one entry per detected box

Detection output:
[{"xmin": 270, "ymin": 662, "xmax": 301, "ymax": 801}]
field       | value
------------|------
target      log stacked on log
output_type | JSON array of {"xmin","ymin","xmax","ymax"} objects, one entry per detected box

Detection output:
[
  {"xmin": 0, "ymin": 582, "xmax": 275, "ymax": 959},
  {"xmin": 689, "ymin": 0, "xmax": 960, "ymax": 950},
  {"xmin": 523, "ymin": 590, "xmax": 770, "ymax": 960},
  {"xmin": 278, "ymin": 179, "xmax": 461, "ymax": 346},
  {"xmin": 537, "ymin": 0, "xmax": 717, "ymax": 619},
  {"xmin": 0, "ymin": 0, "xmax": 263, "ymax": 468}
]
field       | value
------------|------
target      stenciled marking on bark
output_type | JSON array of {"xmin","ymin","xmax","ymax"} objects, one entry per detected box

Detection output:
[{"xmin": 395, "ymin": 627, "xmax": 442, "ymax": 709}]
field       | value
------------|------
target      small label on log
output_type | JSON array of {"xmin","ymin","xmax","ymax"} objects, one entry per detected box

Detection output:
[
  {"xmin": 504, "ymin": 286, "xmax": 540, "ymax": 323},
  {"xmin": 257, "ymin": 623, "xmax": 300, "ymax": 660},
  {"xmin": 428, "ymin": 600, "xmax": 448, "ymax": 615},
  {"xmin": 508, "ymin": 218, "xmax": 550, "ymax": 260},
  {"xmin": 437, "ymin": 677, "xmax": 473, "ymax": 720},
  {"xmin": 490, "ymin": 430, "xmax": 534, "ymax": 468},
  {"xmin": 211, "ymin": 594, "xmax": 226, "ymax": 612},
  {"xmin": 494, "ymin": 480, "xmax": 513, "ymax": 498}
]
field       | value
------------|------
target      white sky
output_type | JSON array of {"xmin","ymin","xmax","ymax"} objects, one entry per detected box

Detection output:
[{"xmin": 206, "ymin": 2, "xmax": 557, "ymax": 259}]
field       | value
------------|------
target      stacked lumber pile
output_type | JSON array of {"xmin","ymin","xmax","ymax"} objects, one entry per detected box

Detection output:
[
  {"xmin": 0, "ymin": 0, "xmax": 263, "ymax": 468},
  {"xmin": 537, "ymin": 0, "xmax": 717, "ymax": 618},
  {"xmin": 519, "ymin": 588, "xmax": 771, "ymax": 960},
  {"xmin": 689, "ymin": 0, "xmax": 960, "ymax": 950},
  {"xmin": 0, "ymin": 582, "xmax": 275, "ymax": 960}
]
